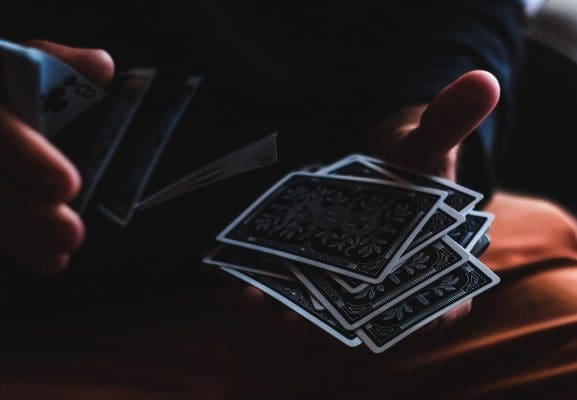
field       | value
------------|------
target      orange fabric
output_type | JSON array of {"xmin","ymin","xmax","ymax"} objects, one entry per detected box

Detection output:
[{"xmin": 0, "ymin": 192, "xmax": 576, "ymax": 399}]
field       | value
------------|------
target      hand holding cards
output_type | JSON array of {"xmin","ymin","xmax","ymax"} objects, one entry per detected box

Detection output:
[
  {"xmin": 0, "ymin": 37, "xmax": 283, "ymax": 274},
  {"xmin": 205, "ymin": 154, "xmax": 499, "ymax": 353},
  {"xmin": 0, "ymin": 39, "xmax": 106, "ymax": 138}
]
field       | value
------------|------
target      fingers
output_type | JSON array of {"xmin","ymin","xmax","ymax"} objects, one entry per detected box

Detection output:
[
  {"xmin": 0, "ymin": 40, "xmax": 112, "ymax": 274},
  {"xmin": 436, "ymin": 299, "xmax": 473, "ymax": 329},
  {"xmin": 0, "ymin": 106, "xmax": 81, "ymax": 202},
  {"xmin": 0, "ymin": 183, "xmax": 84, "ymax": 274},
  {"xmin": 240, "ymin": 284, "xmax": 311, "ymax": 336},
  {"xmin": 418, "ymin": 300, "xmax": 473, "ymax": 335},
  {"xmin": 25, "ymin": 39, "xmax": 115, "ymax": 86},
  {"xmin": 407, "ymin": 70, "xmax": 500, "ymax": 156},
  {"xmin": 431, "ymin": 300, "xmax": 473, "ymax": 331},
  {"xmin": 0, "ymin": 105, "xmax": 84, "ymax": 273}
]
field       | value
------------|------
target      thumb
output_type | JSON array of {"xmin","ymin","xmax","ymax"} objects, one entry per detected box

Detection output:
[
  {"xmin": 25, "ymin": 40, "xmax": 115, "ymax": 87},
  {"xmin": 406, "ymin": 70, "xmax": 500, "ymax": 155}
]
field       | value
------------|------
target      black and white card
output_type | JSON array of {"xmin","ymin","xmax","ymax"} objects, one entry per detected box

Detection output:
[
  {"xmin": 361, "ymin": 156, "xmax": 483, "ymax": 213},
  {"xmin": 0, "ymin": 39, "xmax": 106, "ymax": 138},
  {"xmin": 218, "ymin": 172, "xmax": 446, "ymax": 284},
  {"xmin": 221, "ymin": 267, "xmax": 362, "ymax": 347},
  {"xmin": 319, "ymin": 156, "xmax": 465, "ymax": 263},
  {"xmin": 66, "ymin": 69, "xmax": 156, "ymax": 213},
  {"xmin": 448, "ymin": 211, "xmax": 494, "ymax": 251},
  {"xmin": 97, "ymin": 75, "xmax": 202, "ymax": 225},
  {"xmin": 204, "ymin": 245, "xmax": 293, "ymax": 281},
  {"xmin": 138, "ymin": 132, "xmax": 279, "ymax": 210},
  {"xmin": 289, "ymin": 237, "xmax": 468, "ymax": 330},
  {"xmin": 356, "ymin": 257, "xmax": 499, "ymax": 353}
]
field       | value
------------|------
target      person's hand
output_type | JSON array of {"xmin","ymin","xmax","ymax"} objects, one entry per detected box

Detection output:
[
  {"xmin": 366, "ymin": 70, "xmax": 501, "ymax": 329},
  {"xmin": 0, "ymin": 40, "xmax": 114, "ymax": 274}
]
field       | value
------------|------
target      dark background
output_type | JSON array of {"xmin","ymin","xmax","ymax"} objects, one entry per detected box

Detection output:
[{"xmin": 0, "ymin": 5, "xmax": 575, "ymax": 309}]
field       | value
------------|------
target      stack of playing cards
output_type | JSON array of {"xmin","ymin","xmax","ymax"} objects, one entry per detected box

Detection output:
[
  {"xmin": 204, "ymin": 154, "xmax": 500, "ymax": 353},
  {"xmin": 0, "ymin": 38, "xmax": 278, "ymax": 226}
]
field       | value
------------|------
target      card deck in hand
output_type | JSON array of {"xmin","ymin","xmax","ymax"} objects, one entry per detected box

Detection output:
[
  {"xmin": 319, "ymin": 156, "xmax": 465, "ymax": 264},
  {"xmin": 0, "ymin": 39, "xmax": 106, "ymax": 138},
  {"xmin": 203, "ymin": 245, "xmax": 293, "ymax": 280},
  {"xmin": 221, "ymin": 267, "xmax": 362, "ymax": 347},
  {"xmin": 209, "ymin": 153, "xmax": 499, "ymax": 354},
  {"xmin": 356, "ymin": 257, "xmax": 499, "ymax": 353},
  {"xmin": 367, "ymin": 158, "xmax": 483, "ymax": 213},
  {"xmin": 289, "ymin": 237, "xmax": 468, "ymax": 330},
  {"xmin": 65, "ymin": 69, "xmax": 156, "ymax": 213},
  {"xmin": 318, "ymin": 155, "xmax": 400, "ymax": 180},
  {"xmin": 97, "ymin": 75, "xmax": 202, "ymax": 225},
  {"xmin": 218, "ymin": 172, "xmax": 446, "ymax": 284},
  {"xmin": 448, "ymin": 211, "xmax": 494, "ymax": 251}
]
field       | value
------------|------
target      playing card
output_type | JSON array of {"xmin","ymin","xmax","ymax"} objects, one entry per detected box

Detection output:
[
  {"xmin": 221, "ymin": 267, "xmax": 362, "ymax": 347},
  {"xmin": 0, "ymin": 39, "xmax": 106, "ymax": 137},
  {"xmin": 97, "ymin": 75, "xmax": 202, "ymax": 226},
  {"xmin": 365, "ymin": 158, "xmax": 483, "ymax": 213},
  {"xmin": 448, "ymin": 211, "xmax": 494, "ymax": 251},
  {"xmin": 218, "ymin": 172, "xmax": 446, "ymax": 284},
  {"xmin": 328, "ymin": 273, "xmax": 368, "ymax": 294},
  {"xmin": 356, "ymin": 256, "xmax": 500, "ymax": 353},
  {"xmin": 203, "ymin": 245, "xmax": 293, "ymax": 281},
  {"xmin": 470, "ymin": 234, "xmax": 491, "ymax": 258},
  {"xmin": 317, "ymin": 155, "xmax": 400, "ymax": 181},
  {"xmin": 137, "ymin": 132, "xmax": 279, "ymax": 210},
  {"xmin": 319, "ymin": 156, "xmax": 465, "ymax": 264},
  {"xmin": 397, "ymin": 204, "xmax": 465, "ymax": 262},
  {"xmin": 309, "ymin": 293, "xmax": 325, "ymax": 311},
  {"xmin": 289, "ymin": 237, "xmax": 468, "ymax": 330},
  {"xmin": 205, "ymin": 245, "xmax": 326, "ymax": 310},
  {"xmin": 66, "ymin": 69, "xmax": 156, "ymax": 213}
]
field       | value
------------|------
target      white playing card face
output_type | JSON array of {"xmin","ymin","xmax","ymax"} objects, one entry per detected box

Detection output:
[
  {"xmin": 221, "ymin": 267, "xmax": 362, "ymax": 347},
  {"xmin": 0, "ymin": 39, "xmax": 106, "ymax": 137},
  {"xmin": 34, "ymin": 48, "xmax": 107, "ymax": 137}
]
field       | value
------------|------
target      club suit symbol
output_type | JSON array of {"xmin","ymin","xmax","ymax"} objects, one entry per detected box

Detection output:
[{"xmin": 42, "ymin": 86, "xmax": 67, "ymax": 113}]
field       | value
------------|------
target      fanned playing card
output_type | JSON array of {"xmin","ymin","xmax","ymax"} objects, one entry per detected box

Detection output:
[
  {"xmin": 218, "ymin": 172, "xmax": 446, "ymax": 283},
  {"xmin": 97, "ymin": 74, "xmax": 202, "ymax": 225},
  {"xmin": 319, "ymin": 156, "xmax": 465, "ymax": 264},
  {"xmin": 289, "ymin": 237, "xmax": 468, "ymax": 330},
  {"xmin": 356, "ymin": 257, "xmax": 499, "ymax": 353},
  {"xmin": 221, "ymin": 267, "xmax": 362, "ymax": 347},
  {"xmin": 64, "ymin": 69, "xmax": 157, "ymax": 213},
  {"xmin": 367, "ymin": 158, "xmax": 483, "ymax": 213},
  {"xmin": 0, "ymin": 39, "xmax": 106, "ymax": 138},
  {"xmin": 204, "ymin": 245, "xmax": 293, "ymax": 280}
]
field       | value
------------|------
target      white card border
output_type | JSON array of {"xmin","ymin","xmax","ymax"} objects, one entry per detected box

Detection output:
[
  {"xmin": 217, "ymin": 172, "xmax": 447, "ymax": 284},
  {"xmin": 220, "ymin": 267, "xmax": 362, "ymax": 347},
  {"xmin": 356, "ymin": 256, "xmax": 500, "ymax": 353},
  {"xmin": 289, "ymin": 237, "xmax": 469, "ymax": 330}
]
